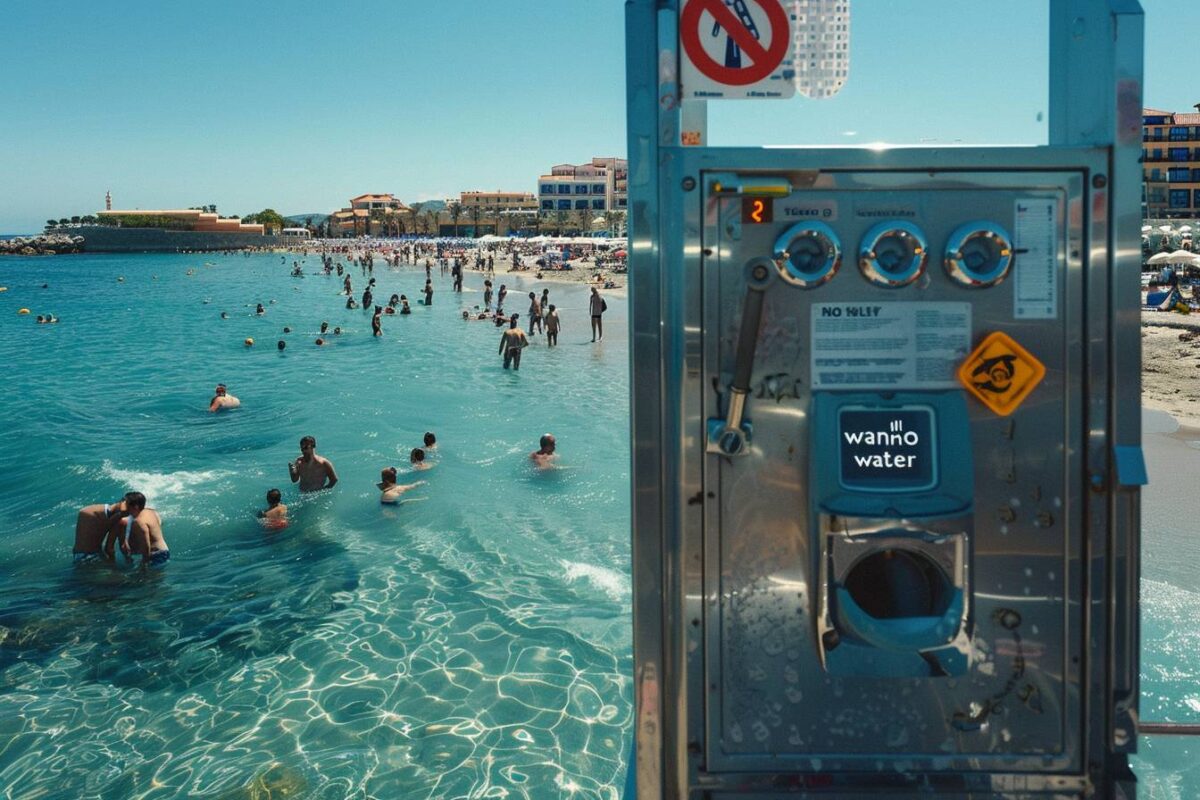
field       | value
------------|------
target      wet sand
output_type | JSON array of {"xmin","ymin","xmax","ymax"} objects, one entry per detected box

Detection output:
[{"xmin": 1142, "ymin": 313, "xmax": 1200, "ymax": 428}]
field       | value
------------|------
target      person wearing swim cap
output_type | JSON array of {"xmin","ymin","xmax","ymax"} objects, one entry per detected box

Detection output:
[{"xmin": 209, "ymin": 383, "xmax": 241, "ymax": 412}]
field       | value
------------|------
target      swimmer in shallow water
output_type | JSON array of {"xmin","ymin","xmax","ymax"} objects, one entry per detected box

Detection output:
[
  {"xmin": 530, "ymin": 433, "xmax": 557, "ymax": 469},
  {"xmin": 73, "ymin": 497, "xmax": 129, "ymax": 562},
  {"xmin": 209, "ymin": 383, "xmax": 241, "ymax": 412},
  {"xmin": 377, "ymin": 467, "xmax": 426, "ymax": 504},
  {"xmin": 410, "ymin": 448, "xmax": 431, "ymax": 470},
  {"xmin": 289, "ymin": 435, "xmax": 338, "ymax": 492},
  {"xmin": 106, "ymin": 491, "xmax": 170, "ymax": 568},
  {"xmin": 257, "ymin": 488, "xmax": 288, "ymax": 528}
]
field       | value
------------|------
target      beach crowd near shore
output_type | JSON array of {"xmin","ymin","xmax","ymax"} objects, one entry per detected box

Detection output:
[{"xmin": 66, "ymin": 236, "xmax": 624, "ymax": 569}]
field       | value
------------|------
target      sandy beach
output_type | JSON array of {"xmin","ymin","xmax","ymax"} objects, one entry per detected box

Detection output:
[{"xmin": 1142, "ymin": 312, "xmax": 1200, "ymax": 428}]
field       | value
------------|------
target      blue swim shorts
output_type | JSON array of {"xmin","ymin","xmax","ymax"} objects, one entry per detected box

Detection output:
[{"xmin": 147, "ymin": 550, "xmax": 171, "ymax": 568}]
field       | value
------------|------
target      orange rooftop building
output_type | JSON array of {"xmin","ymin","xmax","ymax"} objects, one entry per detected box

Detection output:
[{"xmin": 330, "ymin": 194, "xmax": 409, "ymax": 237}]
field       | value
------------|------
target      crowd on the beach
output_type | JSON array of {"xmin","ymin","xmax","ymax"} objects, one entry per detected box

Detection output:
[{"xmin": 71, "ymin": 239, "xmax": 591, "ymax": 569}]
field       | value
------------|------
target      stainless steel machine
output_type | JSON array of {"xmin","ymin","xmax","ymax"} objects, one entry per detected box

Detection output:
[{"xmin": 625, "ymin": 1, "xmax": 1145, "ymax": 796}]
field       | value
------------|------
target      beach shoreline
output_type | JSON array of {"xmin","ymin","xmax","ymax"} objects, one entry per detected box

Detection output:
[{"xmin": 1142, "ymin": 313, "xmax": 1200, "ymax": 428}]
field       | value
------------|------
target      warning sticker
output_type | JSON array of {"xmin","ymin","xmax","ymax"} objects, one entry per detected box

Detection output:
[
  {"xmin": 957, "ymin": 331, "xmax": 1046, "ymax": 416},
  {"xmin": 811, "ymin": 302, "xmax": 971, "ymax": 390}
]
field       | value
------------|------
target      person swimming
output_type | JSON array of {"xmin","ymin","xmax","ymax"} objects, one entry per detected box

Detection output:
[
  {"xmin": 209, "ymin": 383, "xmax": 241, "ymax": 412},
  {"xmin": 410, "ymin": 448, "xmax": 430, "ymax": 470},
  {"xmin": 377, "ymin": 466, "xmax": 426, "ymax": 504}
]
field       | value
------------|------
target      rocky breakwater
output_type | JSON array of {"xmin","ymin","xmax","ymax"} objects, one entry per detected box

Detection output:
[{"xmin": 0, "ymin": 233, "xmax": 85, "ymax": 256}]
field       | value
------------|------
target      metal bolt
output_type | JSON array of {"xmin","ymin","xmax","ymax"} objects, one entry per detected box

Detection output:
[
  {"xmin": 1092, "ymin": 174, "xmax": 1107, "ymax": 189},
  {"xmin": 1036, "ymin": 511, "xmax": 1055, "ymax": 528},
  {"xmin": 998, "ymin": 506, "xmax": 1017, "ymax": 523},
  {"xmin": 682, "ymin": 177, "xmax": 697, "ymax": 192}
]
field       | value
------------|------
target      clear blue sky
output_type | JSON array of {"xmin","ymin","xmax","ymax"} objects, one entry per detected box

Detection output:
[{"xmin": 0, "ymin": 0, "xmax": 1194, "ymax": 232}]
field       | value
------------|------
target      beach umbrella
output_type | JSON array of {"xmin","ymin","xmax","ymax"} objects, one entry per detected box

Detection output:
[
  {"xmin": 1182, "ymin": 226, "xmax": 1193, "ymax": 232},
  {"xmin": 1142, "ymin": 225, "xmax": 1153, "ymax": 232},
  {"xmin": 1160, "ymin": 225, "xmax": 1174, "ymax": 233},
  {"xmin": 1168, "ymin": 250, "xmax": 1196, "ymax": 263},
  {"xmin": 614, "ymin": 249, "xmax": 627, "ymax": 258},
  {"xmin": 1147, "ymin": 252, "xmax": 1172, "ymax": 265}
]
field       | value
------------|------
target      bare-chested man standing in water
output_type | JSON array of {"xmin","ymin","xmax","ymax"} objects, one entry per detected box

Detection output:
[
  {"xmin": 288, "ymin": 435, "xmax": 339, "ymax": 492},
  {"xmin": 112, "ymin": 492, "xmax": 170, "ymax": 568}
]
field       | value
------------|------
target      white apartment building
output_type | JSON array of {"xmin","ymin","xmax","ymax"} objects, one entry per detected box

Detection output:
[
  {"xmin": 792, "ymin": 0, "xmax": 850, "ymax": 99},
  {"xmin": 537, "ymin": 157, "xmax": 628, "ymax": 214}
]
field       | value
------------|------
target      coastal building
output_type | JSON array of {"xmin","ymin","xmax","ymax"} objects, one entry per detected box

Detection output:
[
  {"xmin": 1142, "ymin": 107, "xmax": 1200, "ymax": 219},
  {"xmin": 537, "ymin": 158, "xmax": 628, "ymax": 214},
  {"xmin": 329, "ymin": 193, "xmax": 409, "ymax": 236},
  {"xmin": 458, "ymin": 191, "xmax": 537, "ymax": 213},
  {"xmin": 792, "ymin": 0, "xmax": 851, "ymax": 99},
  {"xmin": 97, "ymin": 209, "xmax": 265, "ymax": 234}
]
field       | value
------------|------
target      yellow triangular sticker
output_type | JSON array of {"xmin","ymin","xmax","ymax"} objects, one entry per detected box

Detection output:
[{"xmin": 957, "ymin": 331, "xmax": 1046, "ymax": 416}]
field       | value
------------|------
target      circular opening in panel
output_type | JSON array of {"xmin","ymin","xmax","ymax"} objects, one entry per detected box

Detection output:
[
  {"xmin": 859, "ymin": 221, "xmax": 927, "ymax": 287},
  {"xmin": 842, "ymin": 548, "xmax": 952, "ymax": 620},
  {"xmin": 945, "ymin": 222, "xmax": 1014, "ymax": 287},
  {"xmin": 772, "ymin": 222, "xmax": 841, "ymax": 288}
]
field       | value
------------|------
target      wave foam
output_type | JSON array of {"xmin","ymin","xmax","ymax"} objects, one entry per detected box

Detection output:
[
  {"xmin": 100, "ymin": 460, "xmax": 230, "ymax": 508},
  {"xmin": 560, "ymin": 560, "xmax": 630, "ymax": 603}
]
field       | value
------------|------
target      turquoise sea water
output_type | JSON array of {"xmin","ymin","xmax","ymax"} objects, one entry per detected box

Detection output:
[
  {"xmin": 0, "ymin": 252, "xmax": 631, "ymax": 798},
  {"xmin": 1, "ymin": 252, "xmax": 1199, "ymax": 798}
]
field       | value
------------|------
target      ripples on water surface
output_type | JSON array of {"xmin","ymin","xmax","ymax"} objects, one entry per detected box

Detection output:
[
  {"xmin": 5, "ymin": 252, "xmax": 1200, "ymax": 798},
  {"xmin": 0, "ymin": 252, "xmax": 631, "ymax": 798}
]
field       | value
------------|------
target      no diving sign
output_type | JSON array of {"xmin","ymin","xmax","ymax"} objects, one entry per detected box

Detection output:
[{"xmin": 680, "ymin": 0, "xmax": 795, "ymax": 99}]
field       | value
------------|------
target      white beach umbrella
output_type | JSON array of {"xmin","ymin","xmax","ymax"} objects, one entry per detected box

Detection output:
[
  {"xmin": 1168, "ymin": 249, "xmax": 1196, "ymax": 263},
  {"xmin": 1182, "ymin": 225, "xmax": 1193, "ymax": 232},
  {"xmin": 1159, "ymin": 225, "xmax": 1175, "ymax": 233},
  {"xmin": 1147, "ymin": 252, "xmax": 1173, "ymax": 265},
  {"xmin": 1142, "ymin": 225, "xmax": 1153, "ymax": 232}
]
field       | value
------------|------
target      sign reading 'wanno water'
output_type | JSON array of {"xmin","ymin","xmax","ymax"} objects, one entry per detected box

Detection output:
[{"xmin": 837, "ymin": 406, "xmax": 937, "ymax": 493}]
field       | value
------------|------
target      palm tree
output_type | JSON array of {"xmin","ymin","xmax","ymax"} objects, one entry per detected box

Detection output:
[
  {"xmin": 603, "ymin": 210, "xmax": 620, "ymax": 237},
  {"xmin": 447, "ymin": 202, "xmax": 462, "ymax": 237},
  {"xmin": 573, "ymin": 209, "xmax": 592, "ymax": 236},
  {"xmin": 407, "ymin": 202, "xmax": 424, "ymax": 235},
  {"xmin": 424, "ymin": 208, "xmax": 440, "ymax": 237},
  {"xmin": 368, "ymin": 209, "xmax": 386, "ymax": 237},
  {"xmin": 468, "ymin": 206, "xmax": 483, "ymax": 238},
  {"xmin": 552, "ymin": 210, "xmax": 570, "ymax": 236}
]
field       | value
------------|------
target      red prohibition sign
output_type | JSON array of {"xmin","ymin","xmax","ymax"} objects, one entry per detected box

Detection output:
[{"xmin": 680, "ymin": 0, "xmax": 790, "ymax": 86}]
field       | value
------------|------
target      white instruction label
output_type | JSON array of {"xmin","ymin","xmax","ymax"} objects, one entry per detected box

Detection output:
[
  {"xmin": 1013, "ymin": 198, "xmax": 1059, "ymax": 319},
  {"xmin": 811, "ymin": 302, "xmax": 972, "ymax": 390}
]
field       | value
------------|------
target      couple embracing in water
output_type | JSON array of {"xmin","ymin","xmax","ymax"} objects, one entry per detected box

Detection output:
[{"xmin": 73, "ymin": 491, "xmax": 170, "ymax": 568}]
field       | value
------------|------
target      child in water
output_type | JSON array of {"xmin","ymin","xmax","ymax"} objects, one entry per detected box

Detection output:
[{"xmin": 257, "ymin": 488, "xmax": 288, "ymax": 529}]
